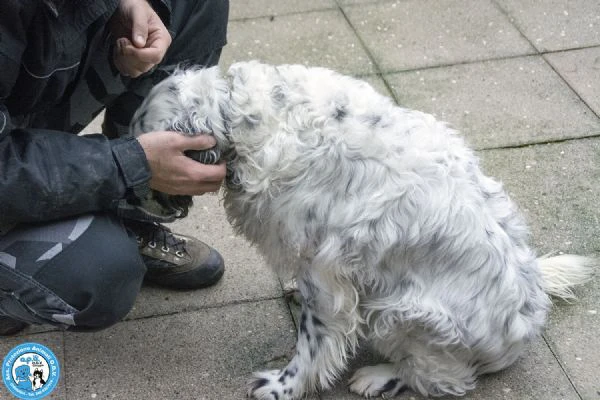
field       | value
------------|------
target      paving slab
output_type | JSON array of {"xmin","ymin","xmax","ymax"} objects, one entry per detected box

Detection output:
[
  {"xmin": 495, "ymin": 0, "xmax": 600, "ymax": 52},
  {"xmin": 0, "ymin": 332, "xmax": 66, "ymax": 400},
  {"xmin": 545, "ymin": 277, "xmax": 600, "ymax": 400},
  {"xmin": 545, "ymin": 46, "xmax": 600, "ymax": 118},
  {"xmin": 385, "ymin": 56, "xmax": 600, "ymax": 149},
  {"xmin": 128, "ymin": 193, "xmax": 282, "ymax": 320},
  {"xmin": 64, "ymin": 299, "xmax": 296, "ymax": 400},
  {"xmin": 220, "ymin": 9, "xmax": 375, "ymax": 75},
  {"xmin": 342, "ymin": 0, "xmax": 534, "ymax": 72},
  {"xmin": 229, "ymin": 0, "xmax": 336, "ymax": 20},
  {"xmin": 478, "ymin": 137, "xmax": 600, "ymax": 255}
]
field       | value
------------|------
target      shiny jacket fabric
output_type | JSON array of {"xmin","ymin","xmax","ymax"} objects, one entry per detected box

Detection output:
[{"xmin": 0, "ymin": 0, "xmax": 228, "ymax": 228}]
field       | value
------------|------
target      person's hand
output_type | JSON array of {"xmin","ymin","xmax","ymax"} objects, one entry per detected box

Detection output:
[
  {"xmin": 110, "ymin": 0, "xmax": 172, "ymax": 77},
  {"xmin": 137, "ymin": 131, "xmax": 226, "ymax": 195}
]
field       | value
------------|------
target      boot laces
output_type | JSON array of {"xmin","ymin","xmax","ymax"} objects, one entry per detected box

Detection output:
[{"xmin": 136, "ymin": 223, "xmax": 187, "ymax": 258}]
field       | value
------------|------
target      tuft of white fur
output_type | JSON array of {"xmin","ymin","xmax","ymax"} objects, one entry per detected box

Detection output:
[
  {"xmin": 131, "ymin": 60, "xmax": 597, "ymax": 400},
  {"xmin": 537, "ymin": 254, "xmax": 596, "ymax": 300}
]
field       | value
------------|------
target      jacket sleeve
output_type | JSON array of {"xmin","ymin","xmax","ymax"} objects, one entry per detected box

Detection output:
[{"xmin": 0, "ymin": 2, "xmax": 151, "ymax": 225}]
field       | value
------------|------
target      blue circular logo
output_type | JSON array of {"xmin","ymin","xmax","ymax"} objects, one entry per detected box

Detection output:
[{"xmin": 2, "ymin": 343, "xmax": 60, "ymax": 399}]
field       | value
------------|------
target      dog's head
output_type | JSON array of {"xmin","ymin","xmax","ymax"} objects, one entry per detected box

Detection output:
[
  {"xmin": 129, "ymin": 66, "xmax": 236, "ymax": 220},
  {"xmin": 130, "ymin": 66, "xmax": 234, "ymax": 160}
]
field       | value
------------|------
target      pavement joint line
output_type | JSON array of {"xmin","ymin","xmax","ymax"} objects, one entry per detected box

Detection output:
[
  {"xmin": 374, "ymin": 52, "xmax": 542, "ymax": 76},
  {"xmin": 334, "ymin": 0, "xmax": 401, "ymax": 105},
  {"xmin": 490, "ymin": 0, "xmax": 541, "ymax": 54},
  {"xmin": 477, "ymin": 132, "xmax": 600, "ymax": 152},
  {"xmin": 121, "ymin": 295, "xmax": 287, "ymax": 323},
  {"xmin": 490, "ymin": 0, "xmax": 600, "ymax": 121},
  {"xmin": 541, "ymin": 333, "xmax": 584, "ymax": 400},
  {"xmin": 228, "ymin": 6, "xmax": 339, "ymax": 23},
  {"xmin": 541, "ymin": 52, "xmax": 600, "ymax": 121},
  {"xmin": 59, "ymin": 331, "xmax": 71, "ymax": 400}
]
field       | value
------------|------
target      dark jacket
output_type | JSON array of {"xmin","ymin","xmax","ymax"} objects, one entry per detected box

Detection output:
[{"xmin": 0, "ymin": 0, "xmax": 175, "ymax": 227}]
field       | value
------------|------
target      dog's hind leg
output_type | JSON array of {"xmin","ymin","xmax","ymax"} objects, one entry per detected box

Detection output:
[
  {"xmin": 349, "ymin": 354, "xmax": 476, "ymax": 398},
  {"xmin": 349, "ymin": 297, "xmax": 477, "ymax": 398},
  {"xmin": 248, "ymin": 270, "xmax": 362, "ymax": 400}
]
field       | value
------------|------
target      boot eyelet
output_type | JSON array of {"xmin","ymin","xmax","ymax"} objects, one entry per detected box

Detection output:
[
  {"xmin": 175, "ymin": 251, "xmax": 184, "ymax": 258},
  {"xmin": 161, "ymin": 246, "xmax": 170, "ymax": 253},
  {"xmin": 148, "ymin": 241, "xmax": 156, "ymax": 249}
]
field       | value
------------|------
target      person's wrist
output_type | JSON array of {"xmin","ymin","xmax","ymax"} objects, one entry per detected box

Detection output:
[{"xmin": 111, "ymin": 136, "xmax": 152, "ymax": 200}]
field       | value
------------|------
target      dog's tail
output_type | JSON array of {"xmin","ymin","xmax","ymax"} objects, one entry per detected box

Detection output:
[{"xmin": 537, "ymin": 253, "xmax": 596, "ymax": 300}]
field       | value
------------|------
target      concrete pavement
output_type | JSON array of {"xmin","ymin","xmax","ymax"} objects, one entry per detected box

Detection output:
[{"xmin": 2, "ymin": 0, "xmax": 599, "ymax": 399}]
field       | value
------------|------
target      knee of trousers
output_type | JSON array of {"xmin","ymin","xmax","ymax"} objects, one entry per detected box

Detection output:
[
  {"xmin": 70, "ymin": 247, "xmax": 146, "ymax": 332},
  {"xmin": 32, "ymin": 215, "xmax": 147, "ymax": 331}
]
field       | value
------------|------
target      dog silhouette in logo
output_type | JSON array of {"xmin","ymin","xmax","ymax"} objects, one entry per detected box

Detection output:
[
  {"xmin": 14, "ymin": 364, "xmax": 32, "ymax": 391},
  {"xmin": 32, "ymin": 369, "xmax": 46, "ymax": 390}
]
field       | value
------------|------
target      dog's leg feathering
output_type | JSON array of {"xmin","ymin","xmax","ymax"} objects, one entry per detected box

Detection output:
[
  {"xmin": 247, "ymin": 272, "xmax": 362, "ymax": 399},
  {"xmin": 348, "ymin": 364, "xmax": 408, "ymax": 398}
]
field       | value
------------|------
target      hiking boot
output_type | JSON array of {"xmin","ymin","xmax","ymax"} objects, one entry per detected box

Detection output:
[
  {"xmin": 0, "ymin": 316, "xmax": 29, "ymax": 336},
  {"xmin": 125, "ymin": 220, "xmax": 225, "ymax": 290}
]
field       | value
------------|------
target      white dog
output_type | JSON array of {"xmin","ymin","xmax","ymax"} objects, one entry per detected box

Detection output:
[{"xmin": 130, "ymin": 61, "xmax": 595, "ymax": 399}]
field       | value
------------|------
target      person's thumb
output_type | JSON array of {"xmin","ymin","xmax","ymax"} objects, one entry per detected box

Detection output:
[{"xmin": 130, "ymin": 6, "xmax": 149, "ymax": 47}]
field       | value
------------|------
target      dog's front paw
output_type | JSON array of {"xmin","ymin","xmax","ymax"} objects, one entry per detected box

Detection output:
[
  {"xmin": 247, "ymin": 370, "xmax": 297, "ymax": 399},
  {"xmin": 349, "ymin": 364, "xmax": 407, "ymax": 398}
]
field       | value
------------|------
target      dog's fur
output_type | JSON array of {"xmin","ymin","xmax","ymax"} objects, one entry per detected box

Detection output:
[{"xmin": 130, "ymin": 61, "xmax": 595, "ymax": 399}]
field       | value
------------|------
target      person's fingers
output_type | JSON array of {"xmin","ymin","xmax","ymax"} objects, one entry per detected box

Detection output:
[
  {"xmin": 129, "ymin": 4, "xmax": 149, "ymax": 47},
  {"xmin": 114, "ymin": 39, "xmax": 159, "ymax": 77},
  {"xmin": 145, "ymin": 27, "xmax": 172, "ymax": 55},
  {"xmin": 155, "ymin": 161, "xmax": 226, "ymax": 195},
  {"xmin": 180, "ymin": 158, "xmax": 226, "ymax": 183},
  {"xmin": 172, "ymin": 134, "xmax": 218, "ymax": 152},
  {"xmin": 118, "ymin": 40, "xmax": 163, "ymax": 64}
]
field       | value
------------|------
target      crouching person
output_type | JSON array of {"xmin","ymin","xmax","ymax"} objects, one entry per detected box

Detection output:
[{"xmin": 0, "ymin": 0, "xmax": 229, "ymax": 335}]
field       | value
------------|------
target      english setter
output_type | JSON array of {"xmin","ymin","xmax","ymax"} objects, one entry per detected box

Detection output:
[{"xmin": 130, "ymin": 61, "xmax": 594, "ymax": 399}]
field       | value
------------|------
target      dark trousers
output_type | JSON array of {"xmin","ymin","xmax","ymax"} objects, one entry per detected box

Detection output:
[
  {"xmin": 0, "ymin": 0, "xmax": 228, "ymax": 331},
  {"xmin": 0, "ymin": 214, "xmax": 145, "ymax": 331}
]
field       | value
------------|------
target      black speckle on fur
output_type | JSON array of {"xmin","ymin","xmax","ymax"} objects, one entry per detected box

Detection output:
[
  {"xmin": 395, "ymin": 385, "xmax": 409, "ymax": 395},
  {"xmin": 315, "ymin": 333, "xmax": 324, "ymax": 346},
  {"xmin": 381, "ymin": 378, "xmax": 400, "ymax": 393},
  {"xmin": 333, "ymin": 104, "xmax": 347, "ymax": 121},
  {"xmin": 520, "ymin": 299, "xmax": 535, "ymax": 315},
  {"xmin": 137, "ymin": 110, "xmax": 147, "ymax": 123},
  {"xmin": 271, "ymin": 85, "xmax": 287, "ymax": 107},
  {"xmin": 139, "ymin": 118, "xmax": 148, "ymax": 133},
  {"xmin": 299, "ymin": 312, "xmax": 307, "ymax": 333},
  {"xmin": 270, "ymin": 391, "xmax": 279, "ymax": 400},
  {"xmin": 251, "ymin": 378, "xmax": 270, "ymax": 391},
  {"xmin": 287, "ymin": 366, "xmax": 297, "ymax": 378},
  {"xmin": 312, "ymin": 315, "xmax": 324, "ymax": 327},
  {"xmin": 365, "ymin": 114, "xmax": 382, "ymax": 127}
]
